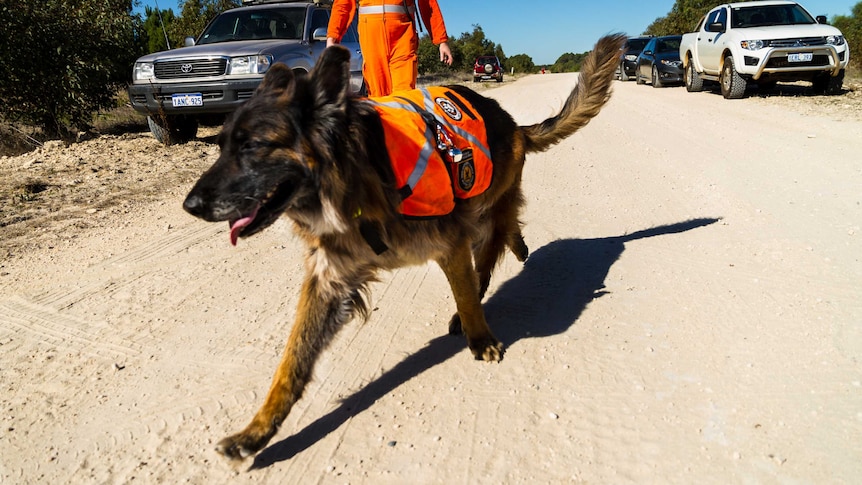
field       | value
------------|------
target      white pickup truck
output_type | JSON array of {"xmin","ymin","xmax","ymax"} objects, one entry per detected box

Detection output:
[{"xmin": 679, "ymin": 0, "xmax": 849, "ymax": 99}]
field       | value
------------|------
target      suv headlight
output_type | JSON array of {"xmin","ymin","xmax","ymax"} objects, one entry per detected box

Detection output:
[
  {"xmin": 134, "ymin": 62, "xmax": 155, "ymax": 81},
  {"xmin": 228, "ymin": 55, "xmax": 273, "ymax": 75},
  {"xmin": 826, "ymin": 35, "xmax": 845, "ymax": 46},
  {"xmin": 740, "ymin": 40, "xmax": 765, "ymax": 50}
]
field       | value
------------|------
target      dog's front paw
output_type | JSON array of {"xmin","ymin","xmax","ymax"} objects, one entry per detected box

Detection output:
[
  {"xmin": 215, "ymin": 430, "xmax": 270, "ymax": 460},
  {"xmin": 469, "ymin": 336, "xmax": 504, "ymax": 362}
]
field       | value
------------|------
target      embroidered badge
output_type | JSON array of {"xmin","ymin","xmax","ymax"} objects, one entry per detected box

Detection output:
[
  {"xmin": 457, "ymin": 149, "xmax": 476, "ymax": 191},
  {"xmin": 435, "ymin": 97, "xmax": 462, "ymax": 122}
]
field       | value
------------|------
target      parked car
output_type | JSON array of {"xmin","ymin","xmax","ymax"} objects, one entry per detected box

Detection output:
[
  {"xmin": 680, "ymin": 0, "xmax": 849, "ymax": 99},
  {"xmin": 128, "ymin": 0, "xmax": 363, "ymax": 145},
  {"xmin": 474, "ymin": 56, "xmax": 503, "ymax": 82},
  {"xmin": 635, "ymin": 35, "xmax": 684, "ymax": 87},
  {"xmin": 617, "ymin": 36, "xmax": 652, "ymax": 81}
]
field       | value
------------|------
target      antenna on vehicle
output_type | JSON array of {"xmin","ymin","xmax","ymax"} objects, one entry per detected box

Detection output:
[{"xmin": 154, "ymin": 0, "xmax": 172, "ymax": 50}]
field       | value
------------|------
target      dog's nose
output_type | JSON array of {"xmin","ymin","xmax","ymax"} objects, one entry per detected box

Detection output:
[{"xmin": 183, "ymin": 193, "xmax": 205, "ymax": 217}]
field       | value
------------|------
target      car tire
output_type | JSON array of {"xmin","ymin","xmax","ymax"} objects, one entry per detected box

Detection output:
[
  {"xmin": 812, "ymin": 69, "xmax": 844, "ymax": 95},
  {"xmin": 720, "ymin": 55, "xmax": 746, "ymax": 99},
  {"xmin": 147, "ymin": 115, "xmax": 198, "ymax": 146},
  {"xmin": 652, "ymin": 65, "xmax": 664, "ymax": 88},
  {"xmin": 496, "ymin": 75, "xmax": 503, "ymax": 83},
  {"xmin": 619, "ymin": 62, "xmax": 630, "ymax": 81},
  {"xmin": 684, "ymin": 59, "xmax": 703, "ymax": 92}
]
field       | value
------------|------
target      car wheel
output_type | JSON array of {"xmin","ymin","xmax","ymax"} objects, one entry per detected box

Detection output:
[
  {"xmin": 619, "ymin": 62, "xmax": 630, "ymax": 81},
  {"xmin": 720, "ymin": 55, "xmax": 746, "ymax": 99},
  {"xmin": 147, "ymin": 115, "xmax": 198, "ymax": 146},
  {"xmin": 652, "ymin": 65, "xmax": 664, "ymax": 88},
  {"xmin": 684, "ymin": 59, "xmax": 703, "ymax": 92},
  {"xmin": 496, "ymin": 74, "xmax": 503, "ymax": 83},
  {"xmin": 812, "ymin": 69, "xmax": 844, "ymax": 95}
]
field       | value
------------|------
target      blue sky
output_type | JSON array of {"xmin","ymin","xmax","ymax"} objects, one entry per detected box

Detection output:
[{"xmin": 135, "ymin": 0, "xmax": 857, "ymax": 65}]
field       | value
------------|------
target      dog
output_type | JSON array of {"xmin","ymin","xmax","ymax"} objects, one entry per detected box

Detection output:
[{"xmin": 183, "ymin": 33, "xmax": 625, "ymax": 460}]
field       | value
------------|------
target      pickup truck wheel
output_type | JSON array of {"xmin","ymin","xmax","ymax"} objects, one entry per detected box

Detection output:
[
  {"xmin": 147, "ymin": 115, "xmax": 199, "ymax": 146},
  {"xmin": 812, "ymin": 69, "xmax": 844, "ymax": 95},
  {"xmin": 684, "ymin": 60, "xmax": 703, "ymax": 92},
  {"xmin": 720, "ymin": 56, "xmax": 746, "ymax": 99},
  {"xmin": 651, "ymin": 65, "xmax": 664, "ymax": 88}
]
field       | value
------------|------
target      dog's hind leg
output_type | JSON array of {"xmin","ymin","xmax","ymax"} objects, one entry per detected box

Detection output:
[
  {"xmin": 215, "ymin": 259, "xmax": 367, "ymax": 460},
  {"xmin": 438, "ymin": 239, "xmax": 504, "ymax": 361}
]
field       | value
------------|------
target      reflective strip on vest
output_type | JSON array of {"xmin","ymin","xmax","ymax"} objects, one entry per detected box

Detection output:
[
  {"xmin": 416, "ymin": 87, "xmax": 492, "ymax": 163},
  {"xmin": 367, "ymin": 97, "xmax": 437, "ymax": 197},
  {"xmin": 358, "ymin": 4, "xmax": 415, "ymax": 15},
  {"xmin": 366, "ymin": 87, "xmax": 493, "ymax": 217}
]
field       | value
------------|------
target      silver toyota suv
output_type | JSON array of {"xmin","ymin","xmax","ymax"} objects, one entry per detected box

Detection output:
[{"xmin": 128, "ymin": 0, "xmax": 363, "ymax": 145}]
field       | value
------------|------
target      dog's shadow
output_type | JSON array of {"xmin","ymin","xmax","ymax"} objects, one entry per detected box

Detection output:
[{"xmin": 250, "ymin": 217, "xmax": 720, "ymax": 469}]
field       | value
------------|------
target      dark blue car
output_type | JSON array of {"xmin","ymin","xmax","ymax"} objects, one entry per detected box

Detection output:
[{"xmin": 635, "ymin": 35, "xmax": 683, "ymax": 88}]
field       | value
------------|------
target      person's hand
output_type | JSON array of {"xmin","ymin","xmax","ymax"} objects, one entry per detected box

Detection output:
[
  {"xmin": 326, "ymin": 37, "xmax": 338, "ymax": 48},
  {"xmin": 439, "ymin": 42, "xmax": 453, "ymax": 65}
]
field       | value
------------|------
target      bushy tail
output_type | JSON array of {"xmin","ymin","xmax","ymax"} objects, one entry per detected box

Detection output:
[{"xmin": 522, "ymin": 34, "xmax": 626, "ymax": 153}]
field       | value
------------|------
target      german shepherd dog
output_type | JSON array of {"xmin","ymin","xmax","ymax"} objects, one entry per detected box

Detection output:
[{"xmin": 183, "ymin": 34, "xmax": 625, "ymax": 459}]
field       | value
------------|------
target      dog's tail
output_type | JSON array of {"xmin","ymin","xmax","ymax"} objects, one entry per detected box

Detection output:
[{"xmin": 522, "ymin": 34, "xmax": 626, "ymax": 154}]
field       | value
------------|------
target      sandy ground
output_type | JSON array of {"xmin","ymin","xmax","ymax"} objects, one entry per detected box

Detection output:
[{"xmin": 1, "ymin": 73, "xmax": 861, "ymax": 484}]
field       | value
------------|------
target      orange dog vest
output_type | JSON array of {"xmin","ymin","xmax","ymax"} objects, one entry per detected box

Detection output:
[{"xmin": 365, "ymin": 87, "xmax": 493, "ymax": 217}]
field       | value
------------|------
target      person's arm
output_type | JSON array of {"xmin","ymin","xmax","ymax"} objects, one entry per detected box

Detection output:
[
  {"xmin": 326, "ymin": 0, "xmax": 356, "ymax": 46},
  {"xmin": 417, "ymin": 0, "xmax": 449, "ymax": 45}
]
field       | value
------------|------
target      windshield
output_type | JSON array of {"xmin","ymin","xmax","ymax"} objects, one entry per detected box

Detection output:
[
  {"xmin": 656, "ymin": 37, "xmax": 681, "ymax": 53},
  {"xmin": 627, "ymin": 38, "xmax": 650, "ymax": 52},
  {"xmin": 731, "ymin": 4, "xmax": 816, "ymax": 28},
  {"xmin": 198, "ymin": 7, "xmax": 307, "ymax": 44}
]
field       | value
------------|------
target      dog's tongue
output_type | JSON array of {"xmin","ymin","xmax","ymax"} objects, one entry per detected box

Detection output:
[{"xmin": 229, "ymin": 206, "xmax": 259, "ymax": 246}]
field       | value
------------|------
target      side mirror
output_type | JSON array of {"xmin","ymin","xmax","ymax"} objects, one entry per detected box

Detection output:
[
  {"xmin": 312, "ymin": 27, "xmax": 327, "ymax": 42},
  {"xmin": 644, "ymin": 50, "xmax": 654, "ymax": 56},
  {"xmin": 816, "ymin": 15, "xmax": 828, "ymax": 24},
  {"xmin": 184, "ymin": 36, "xmax": 195, "ymax": 47},
  {"xmin": 708, "ymin": 21, "xmax": 725, "ymax": 32}
]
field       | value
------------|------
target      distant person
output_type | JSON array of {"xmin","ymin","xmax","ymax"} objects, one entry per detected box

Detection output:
[{"xmin": 327, "ymin": 0, "xmax": 453, "ymax": 97}]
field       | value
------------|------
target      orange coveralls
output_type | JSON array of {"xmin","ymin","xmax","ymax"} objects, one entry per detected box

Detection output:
[{"xmin": 327, "ymin": 0, "xmax": 449, "ymax": 97}]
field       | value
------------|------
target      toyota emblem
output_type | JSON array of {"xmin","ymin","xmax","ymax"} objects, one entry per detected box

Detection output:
[{"xmin": 181, "ymin": 63, "xmax": 193, "ymax": 73}]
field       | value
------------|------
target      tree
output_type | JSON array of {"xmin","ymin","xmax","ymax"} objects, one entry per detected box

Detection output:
[
  {"xmin": 141, "ymin": 6, "xmax": 176, "ymax": 53},
  {"xmin": 0, "ymin": 0, "xmax": 140, "ymax": 138},
  {"xmin": 644, "ymin": 0, "xmax": 723, "ymax": 36},
  {"xmin": 455, "ymin": 25, "xmax": 505, "ymax": 72},
  {"xmin": 507, "ymin": 54, "xmax": 535, "ymax": 74},
  {"xmin": 417, "ymin": 24, "xmax": 506, "ymax": 75},
  {"xmin": 832, "ymin": 2, "xmax": 862, "ymax": 70},
  {"xmin": 551, "ymin": 52, "xmax": 589, "ymax": 73}
]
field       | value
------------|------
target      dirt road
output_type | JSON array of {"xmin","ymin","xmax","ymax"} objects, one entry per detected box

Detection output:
[{"xmin": 2, "ymin": 74, "xmax": 861, "ymax": 483}]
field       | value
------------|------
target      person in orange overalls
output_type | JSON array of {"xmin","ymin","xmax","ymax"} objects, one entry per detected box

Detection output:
[{"xmin": 326, "ymin": 0, "xmax": 453, "ymax": 97}]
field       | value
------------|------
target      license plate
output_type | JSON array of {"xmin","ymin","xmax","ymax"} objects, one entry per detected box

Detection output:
[
  {"xmin": 788, "ymin": 53, "xmax": 813, "ymax": 63},
  {"xmin": 171, "ymin": 93, "xmax": 203, "ymax": 107}
]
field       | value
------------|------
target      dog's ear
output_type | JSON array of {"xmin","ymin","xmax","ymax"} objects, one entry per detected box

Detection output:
[
  {"xmin": 257, "ymin": 63, "xmax": 295, "ymax": 97},
  {"xmin": 311, "ymin": 45, "xmax": 352, "ymax": 109}
]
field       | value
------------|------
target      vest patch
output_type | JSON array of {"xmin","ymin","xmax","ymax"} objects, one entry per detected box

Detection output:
[{"xmin": 366, "ymin": 88, "xmax": 493, "ymax": 217}]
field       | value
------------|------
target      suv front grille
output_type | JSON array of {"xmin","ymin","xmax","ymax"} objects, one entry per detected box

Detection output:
[
  {"xmin": 767, "ymin": 37, "xmax": 826, "ymax": 48},
  {"xmin": 154, "ymin": 59, "xmax": 228, "ymax": 79}
]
